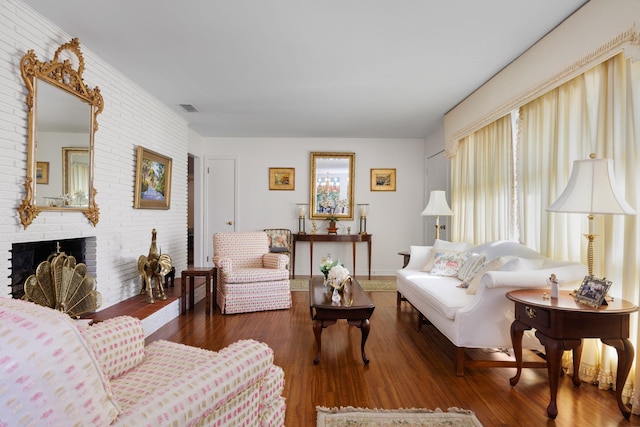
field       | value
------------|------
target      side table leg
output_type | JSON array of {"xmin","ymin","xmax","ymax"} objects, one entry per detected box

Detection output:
[
  {"xmin": 509, "ymin": 320, "xmax": 529, "ymax": 386},
  {"xmin": 189, "ymin": 276, "xmax": 195, "ymax": 311},
  {"xmin": 205, "ymin": 274, "xmax": 211, "ymax": 315},
  {"xmin": 602, "ymin": 338, "xmax": 634, "ymax": 418},
  {"xmin": 180, "ymin": 272, "xmax": 187, "ymax": 315}
]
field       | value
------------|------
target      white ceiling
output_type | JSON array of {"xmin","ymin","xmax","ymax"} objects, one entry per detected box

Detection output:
[{"xmin": 23, "ymin": 0, "xmax": 588, "ymax": 139}]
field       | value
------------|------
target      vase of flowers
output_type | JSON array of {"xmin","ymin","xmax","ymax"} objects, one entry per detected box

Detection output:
[{"xmin": 320, "ymin": 255, "xmax": 338, "ymax": 283}]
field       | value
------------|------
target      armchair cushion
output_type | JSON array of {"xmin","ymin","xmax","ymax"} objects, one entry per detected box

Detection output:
[{"xmin": 225, "ymin": 267, "xmax": 289, "ymax": 283}]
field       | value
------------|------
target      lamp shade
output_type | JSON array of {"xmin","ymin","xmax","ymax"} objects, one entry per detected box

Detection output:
[
  {"xmin": 421, "ymin": 190, "xmax": 453, "ymax": 216},
  {"xmin": 547, "ymin": 158, "xmax": 636, "ymax": 215}
]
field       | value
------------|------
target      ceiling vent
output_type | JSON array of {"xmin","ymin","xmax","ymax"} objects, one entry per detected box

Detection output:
[{"xmin": 179, "ymin": 104, "xmax": 199, "ymax": 113}]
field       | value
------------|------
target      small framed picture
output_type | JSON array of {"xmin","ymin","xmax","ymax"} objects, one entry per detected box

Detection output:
[
  {"xmin": 370, "ymin": 168, "xmax": 396, "ymax": 191},
  {"xmin": 36, "ymin": 161, "xmax": 49, "ymax": 184},
  {"xmin": 134, "ymin": 146, "xmax": 172, "ymax": 209},
  {"xmin": 575, "ymin": 276, "xmax": 611, "ymax": 308},
  {"xmin": 269, "ymin": 167, "xmax": 295, "ymax": 190}
]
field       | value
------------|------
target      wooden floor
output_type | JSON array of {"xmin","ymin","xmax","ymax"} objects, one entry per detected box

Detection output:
[{"xmin": 145, "ymin": 289, "xmax": 638, "ymax": 426}]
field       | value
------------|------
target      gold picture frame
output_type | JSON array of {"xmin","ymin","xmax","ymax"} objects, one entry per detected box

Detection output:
[
  {"xmin": 370, "ymin": 168, "xmax": 396, "ymax": 191},
  {"xmin": 36, "ymin": 161, "xmax": 49, "ymax": 184},
  {"xmin": 134, "ymin": 146, "xmax": 172, "ymax": 209},
  {"xmin": 269, "ymin": 167, "xmax": 295, "ymax": 190}
]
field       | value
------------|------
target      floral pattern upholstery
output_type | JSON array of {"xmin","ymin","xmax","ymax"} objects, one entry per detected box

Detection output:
[
  {"xmin": 214, "ymin": 232, "xmax": 291, "ymax": 314},
  {"xmin": 0, "ymin": 297, "xmax": 286, "ymax": 426}
]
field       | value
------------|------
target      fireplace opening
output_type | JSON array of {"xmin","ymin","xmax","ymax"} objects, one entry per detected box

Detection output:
[{"xmin": 9, "ymin": 238, "xmax": 91, "ymax": 299}]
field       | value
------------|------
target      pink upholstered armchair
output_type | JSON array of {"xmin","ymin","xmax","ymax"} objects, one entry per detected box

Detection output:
[{"xmin": 213, "ymin": 232, "xmax": 291, "ymax": 314}]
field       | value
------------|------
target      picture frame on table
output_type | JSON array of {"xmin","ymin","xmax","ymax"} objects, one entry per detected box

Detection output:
[
  {"xmin": 134, "ymin": 146, "xmax": 172, "ymax": 209},
  {"xmin": 269, "ymin": 167, "xmax": 295, "ymax": 190},
  {"xmin": 370, "ymin": 168, "xmax": 396, "ymax": 191},
  {"xmin": 575, "ymin": 276, "xmax": 611, "ymax": 308}
]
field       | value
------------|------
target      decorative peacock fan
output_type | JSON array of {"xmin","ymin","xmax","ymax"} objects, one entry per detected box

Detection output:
[{"xmin": 23, "ymin": 252, "xmax": 102, "ymax": 318}]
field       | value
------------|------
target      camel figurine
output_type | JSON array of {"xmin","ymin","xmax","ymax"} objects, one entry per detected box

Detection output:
[{"xmin": 138, "ymin": 229, "xmax": 172, "ymax": 303}]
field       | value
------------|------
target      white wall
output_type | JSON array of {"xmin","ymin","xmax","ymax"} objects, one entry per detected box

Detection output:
[
  {"xmin": 0, "ymin": 0, "xmax": 189, "ymax": 308},
  {"xmin": 190, "ymin": 137, "xmax": 425, "ymax": 276}
]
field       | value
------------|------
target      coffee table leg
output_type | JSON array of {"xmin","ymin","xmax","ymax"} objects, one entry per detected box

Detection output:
[
  {"xmin": 360, "ymin": 319, "xmax": 370, "ymax": 365},
  {"xmin": 313, "ymin": 319, "xmax": 322, "ymax": 364}
]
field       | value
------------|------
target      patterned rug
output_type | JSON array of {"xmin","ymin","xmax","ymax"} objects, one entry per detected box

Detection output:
[
  {"xmin": 290, "ymin": 278, "xmax": 396, "ymax": 292},
  {"xmin": 316, "ymin": 406, "xmax": 483, "ymax": 426}
]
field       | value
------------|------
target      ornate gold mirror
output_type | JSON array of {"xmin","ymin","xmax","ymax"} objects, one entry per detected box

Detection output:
[
  {"xmin": 18, "ymin": 38, "xmax": 103, "ymax": 229},
  {"xmin": 310, "ymin": 152, "xmax": 355, "ymax": 220}
]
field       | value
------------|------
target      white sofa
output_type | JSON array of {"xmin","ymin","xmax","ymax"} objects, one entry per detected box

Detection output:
[
  {"xmin": 0, "ymin": 297, "xmax": 286, "ymax": 426},
  {"xmin": 396, "ymin": 240, "xmax": 588, "ymax": 376}
]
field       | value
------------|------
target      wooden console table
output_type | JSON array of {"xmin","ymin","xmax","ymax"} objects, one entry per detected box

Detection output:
[
  {"xmin": 507, "ymin": 289, "xmax": 637, "ymax": 419},
  {"xmin": 293, "ymin": 233, "xmax": 372, "ymax": 279}
]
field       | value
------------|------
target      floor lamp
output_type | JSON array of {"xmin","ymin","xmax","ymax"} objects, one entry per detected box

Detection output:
[
  {"xmin": 547, "ymin": 155, "xmax": 636, "ymax": 277},
  {"xmin": 421, "ymin": 190, "xmax": 453, "ymax": 241}
]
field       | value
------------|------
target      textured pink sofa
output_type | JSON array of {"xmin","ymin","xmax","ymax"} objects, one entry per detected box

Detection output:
[
  {"xmin": 214, "ymin": 232, "xmax": 292, "ymax": 314},
  {"xmin": 0, "ymin": 297, "xmax": 286, "ymax": 426}
]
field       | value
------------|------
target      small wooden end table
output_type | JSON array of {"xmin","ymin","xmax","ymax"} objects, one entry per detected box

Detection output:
[
  {"xmin": 507, "ymin": 289, "xmax": 637, "ymax": 419},
  {"xmin": 309, "ymin": 276, "xmax": 375, "ymax": 365},
  {"xmin": 181, "ymin": 266, "xmax": 216, "ymax": 315}
]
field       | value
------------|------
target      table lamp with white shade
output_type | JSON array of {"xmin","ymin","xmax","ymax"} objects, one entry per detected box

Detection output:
[
  {"xmin": 421, "ymin": 190, "xmax": 453, "ymax": 241},
  {"xmin": 546, "ymin": 154, "xmax": 636, "ymax": 276}
]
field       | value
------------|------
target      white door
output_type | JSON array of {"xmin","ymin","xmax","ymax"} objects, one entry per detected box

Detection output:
[{"xmin": 205, "ymin": 156, "xmax": 237, "ymax": 265}]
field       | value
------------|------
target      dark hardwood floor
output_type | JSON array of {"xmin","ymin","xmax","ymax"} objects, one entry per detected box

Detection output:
[{"xmin": 146, "ymin": 289, "xmax": 638, "ymax": 426}]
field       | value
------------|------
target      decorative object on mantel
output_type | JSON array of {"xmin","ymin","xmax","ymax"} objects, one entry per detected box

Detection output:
[
  {"xmin": 547, "ymin": 154, "xmax": 636, "ymax": 277},
  {"xmin": 311, "ymin": 220, "xmax": 318, "ymax": 234},
  {"xmin": 421, "ymin": 190, "xmax": 453, "ymax": 240},
  {"xmin": 134, "ymin": 146, "xmax": 173, "ymax": 209},
  {"xmin": 316, "ymin": 406, "xmax": 483, "ymax": 427},
  {"xmin": 357, "ymin": 203, "xmax": 369, "ymax": 235},
  {"xmin": 23, "ymin": 243, "xmax": 102, "ymax": 318},
  {"xmin": 17, "ymin": 38, "xmax": 103, "ymax": 229},
  {"xmin": 138, "ymin": 229, "xmax": 173, "ymax": 303},
  {"xmin": 296, "ymin": 203, "xmax": 307, "ymax": 234}
]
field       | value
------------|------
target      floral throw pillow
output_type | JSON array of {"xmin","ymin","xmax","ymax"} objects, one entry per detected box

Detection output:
[{"xmin": 430, "ymin": 251, "xmax": 470, "ymax": 277}]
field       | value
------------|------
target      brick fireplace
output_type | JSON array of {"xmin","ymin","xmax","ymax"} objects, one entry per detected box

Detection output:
[{"xmin": 9, "ymin": 237, "xmax": 96, "ymax": 299}]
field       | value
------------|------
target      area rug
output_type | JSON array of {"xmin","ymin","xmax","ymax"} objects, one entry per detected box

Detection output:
[
  {"xmin": 316, "ymin": 406, "xmax": 483, "ymax": 427},
  {"xmin": 290, "ymin": 279, "xmax": 396, "ymax": 292}
]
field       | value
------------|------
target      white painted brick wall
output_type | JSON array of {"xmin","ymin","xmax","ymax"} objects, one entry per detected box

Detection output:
[{"xmin": 0, "ymin": 0, "xmax": 189, "ymax": 309}]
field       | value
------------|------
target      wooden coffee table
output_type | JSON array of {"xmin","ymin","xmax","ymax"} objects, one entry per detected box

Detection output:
[{"xmin": 309, "ymin": 276, "xmax": 375, "ymax": 365}]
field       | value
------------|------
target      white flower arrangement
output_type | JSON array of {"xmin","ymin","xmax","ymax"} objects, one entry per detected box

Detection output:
[{"xmin": 328, "ymin": 265, "xmax": 350, "ymax": 289}]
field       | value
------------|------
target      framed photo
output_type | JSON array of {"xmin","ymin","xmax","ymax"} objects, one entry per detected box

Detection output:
[
  {"xmin": 370, "ymin": 168, "xmax": 396, "ymax": 191},
  {"xmin": 134, "ymin": 146, "xmax": 172, "ymax": 209},
  {"xmin": 575, "ymin": 276, "xmax": 611, "ymax": 308},
  {"xmin": 36, "ymin": 161, "xmax": 49, "ymax": 184},
  {"xmin": 269, "ymin": 167, "xmax": 295, "ymax": 191}
]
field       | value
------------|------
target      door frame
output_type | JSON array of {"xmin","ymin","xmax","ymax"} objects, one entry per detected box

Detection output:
[{"xmin": 204, "ymin": 155, "xmax": 238, "ymax": 265}]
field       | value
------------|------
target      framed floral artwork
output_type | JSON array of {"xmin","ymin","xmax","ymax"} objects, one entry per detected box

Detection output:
[
  {"xmin": 134, "ymin": 146, "xmax": 172, "ymax": 209},
  {"xmin": 371, "ymin": 168, "xmax": 396, "ymax": 191},
  {"xmin": 269, "ymin": 167, "xmax": 295, "ymax": 190}
]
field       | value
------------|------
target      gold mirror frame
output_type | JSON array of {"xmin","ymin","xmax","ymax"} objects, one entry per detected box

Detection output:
[
  {"xmin": 310, "ymin": 152, "xmax": 355, "ymax": 220},
  {"xmin": 18, "ymin": 38, "xmax": 103, "ymax": 229}
]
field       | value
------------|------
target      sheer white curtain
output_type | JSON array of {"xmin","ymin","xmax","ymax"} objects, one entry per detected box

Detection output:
[
  {"xmin": 520, "ymin": 52, "xmax": 640, "ymax": 408},
  {"xmin": 451, "ymin": 115, "xmax": 513, "ymax": 244}
]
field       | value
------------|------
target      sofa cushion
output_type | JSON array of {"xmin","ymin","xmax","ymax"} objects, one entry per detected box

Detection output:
[
  {"xmin": 80, "ymin": 315, "xmax": 146, "ymax": 380},
  {"xmin": 466, "ymin": 256, "xmax": 515, "ymax": 294},
  {"xmin": 402, "ymin": 274, "xmax": 474, "ymax": 320},
  {"xmin": 430, "ymin": 251, "xmax": 471, "ymax": 277},
  {"xmin": 501, "ymin": 257, "xmax": 545, "ymax": 272},
  {"xmin": 0, "ymin": 298, "xmax": 120, "ymax": 426},
  {"xmin": 421, "ymin": 240, "xmax": 471, "ymax": 271},
  {"xmin": 456, "ymin": 253, "xmax": 486, "ymax": 282}
]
